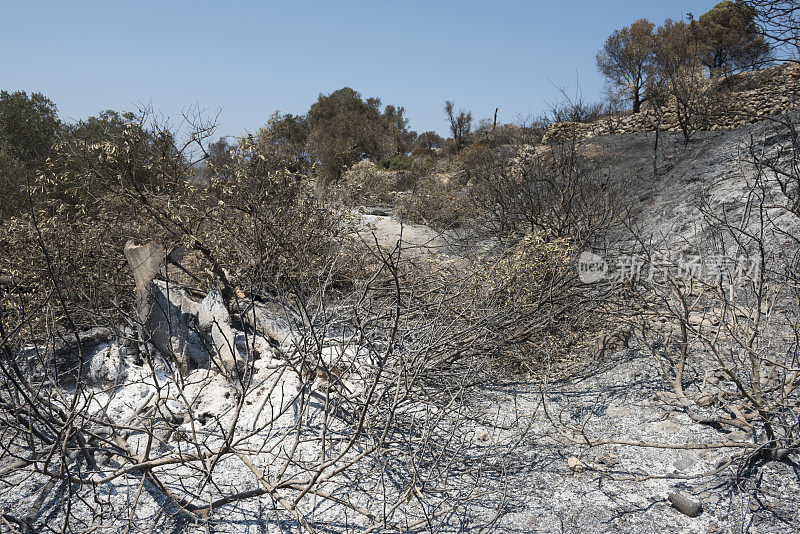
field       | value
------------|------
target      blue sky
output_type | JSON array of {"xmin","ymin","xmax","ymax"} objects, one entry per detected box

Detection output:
[{"xmin": 1, "ymin": 1, "xmax": 720, "ymax": 139}]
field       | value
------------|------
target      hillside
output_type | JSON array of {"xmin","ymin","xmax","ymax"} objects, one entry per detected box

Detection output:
[{"xmin": 2, "ymin": 107, "xmax": 799, "ymax": 533}]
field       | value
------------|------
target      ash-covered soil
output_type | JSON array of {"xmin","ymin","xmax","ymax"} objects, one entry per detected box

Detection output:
[{"xmin": 2, "ymin": 114, "xmax": 799, "ymax": 533}]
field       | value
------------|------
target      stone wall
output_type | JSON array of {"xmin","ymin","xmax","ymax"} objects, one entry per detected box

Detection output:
[{"xmin": 543, "ymin": 63, "xmax": 800, "ymax": 143}]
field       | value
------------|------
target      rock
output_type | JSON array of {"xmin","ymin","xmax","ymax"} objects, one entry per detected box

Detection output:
[
  {"xmin": 199, "ymin": 289, "xmax": 238, "ymax": 371},
  {"xmin": 674, "ymin": 453, "xmax": 696, "ymax": 471},
  {"xmin": 668, "ymin": 490, "xmax": 703, "ymax": 517},
  {"xmin": 696, "ymin": 393, "xmax": 716, "ymax": 407},
  {"xmin": 606, "ymin": 404, "xmax": 633, "ymax": 417},
  {"xmin": 688, "ymin": 311, "xmax": 721, "ymax": 327},
  {"xmin": 655, "ymin": 390, "xmax": 678, "ymax": 403},
  {"xmin": 241, "ymin": 299, "xmax": 298, "ymax": 347},
  {"xmin": 89, "ymin": 345, "xmax": 126, "ymax": 384},
  {"xmin": 567, "ymin": 456, "xmax": 583, "ymax": 472},
  {"xmin": 727, "ymin": 430, "xmax": 749, "ymax": 441}
]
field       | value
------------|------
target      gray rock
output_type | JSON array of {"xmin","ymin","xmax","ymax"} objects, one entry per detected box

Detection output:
[
  {"xmin": 668, "ymin": 490, "xmax": 703, "ymax": 517},
  {"xmin": 199, "ymin": 289, "xmax": 237, "ymax": 371},
  {"xmin": 89, "ymin": 345, "xmax": 126, "ymax": 384},
  {"xmin": 124, "ymin": 241, "xmax": 191, "ymax": 373}
]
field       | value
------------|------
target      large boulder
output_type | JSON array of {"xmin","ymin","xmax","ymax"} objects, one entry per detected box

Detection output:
[
  {"xmin": 124, "ymin": 241, "xmax": 246, "ymax": 374},
  {"xmin": 125, "ymin": 241, "xmax": 197, "ymax": 373}
]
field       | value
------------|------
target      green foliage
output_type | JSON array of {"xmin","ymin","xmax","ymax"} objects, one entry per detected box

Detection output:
[
  {"xmin": 201, "ymin": 137, "xmax": 234, "ymax": 185},
  {"xmin": 0, "ymin": 90, "xmax": 60, "ymax": 165},
  {"xmin": 383, "ymin": 105, "xmax": 415, "ymax": 153},
  {"xmin": 1, "ymin": 109, "xmax": 181, "ymax": 329},
  {"xmin": 596, "ymin": 19, "xmax": 656, "ymax": 113},
  {"xmin": 251, "ymin": 111, "xmax": 311, "ymax": 175},
  {"xmin": 378, "ymin": 154, "xmax": 413, "ymax": 171},
  {"xmin": 0, "ymin": 153, "xmax": 28, "ymax": 219},
  {"xmin": 307, "ymin": 88, "xmax": 397, "ymax": 183},
  {"xmin": 696, "ymin": 1, "xmax": 771, "ymax": 76},
  {"xmin": 0, "ymin": 91, "xmax": 61, "ymax": 218},
  {"xmin": 444, "ymin": 101, "xmax": 472, "ymax": 152},
  {"xmin": 69, "ymin": 110, "xmax": 128, "ymax": 143},
  {"xmin": 415, "ymin": 131, "xmax": 444, "ymax": 150},
  {"xmin": 51, "ymin": 111, "xmax": 186, "ymax": 197},
  {"xmin": 2, "ymin": 105, "xmax": 354, "ymax": 336}
]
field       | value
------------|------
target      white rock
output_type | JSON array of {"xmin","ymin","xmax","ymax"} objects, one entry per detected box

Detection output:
[
  {"xmin": 199, "ymin": 289, "xmax": 237, "ymax": 371},
  {"xmin": 89, "ymin": 345, "xmax": 126, "ymax": 383}
]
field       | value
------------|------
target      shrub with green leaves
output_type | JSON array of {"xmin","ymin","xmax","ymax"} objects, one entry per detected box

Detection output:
[{"xmin": 378, "ymin": 154, "xmax": 413, "ymax": 171}]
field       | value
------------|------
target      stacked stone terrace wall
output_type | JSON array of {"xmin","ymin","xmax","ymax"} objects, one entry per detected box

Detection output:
[{"xmin": 543, "ymin": 63, "xmax": 800, "ymax": 143}]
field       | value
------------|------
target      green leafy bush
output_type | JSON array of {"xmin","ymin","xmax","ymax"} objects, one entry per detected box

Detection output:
[{"xmin": 378, "ymin": 153, "xmax": 413, "ymax": 171}]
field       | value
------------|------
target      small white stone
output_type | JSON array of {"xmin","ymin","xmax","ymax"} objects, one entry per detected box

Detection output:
[{"xmin": 567, "ymin": 456, "xmax": 583, "ymax": 472}]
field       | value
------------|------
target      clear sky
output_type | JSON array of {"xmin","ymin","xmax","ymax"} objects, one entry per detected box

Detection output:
[{"xmin": 1, "ymin": 0, "xmax": 720, "ymax": 139}]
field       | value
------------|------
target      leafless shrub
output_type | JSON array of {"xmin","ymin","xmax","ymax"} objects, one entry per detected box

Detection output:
[
  {"xmin": 624, "ymin": 119, "xmax": 800, "ymax": 473},
  {"xmin": 746, "ymin": 0, "xmax": 800, "ymax": 61},
  {"xmin": 2, "ymin": 234, "xmax": 516, "ymax": 530},
  {"xmin": 400, "ymin": 173, "xmax": 470, "ymax": 229},
  {"xmin": 0, "ymin": 105, "xmax": 522, "ymax": 532},
  {"xmin": 468, "ymin": 133, "xmax": 621, "ymax": 244},
  {"xmin": 548, "ymin": 98, "xmax": 604, "ymax": 126}
]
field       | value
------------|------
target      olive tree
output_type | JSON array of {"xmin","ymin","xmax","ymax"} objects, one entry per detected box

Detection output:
[
  {"xmin": 652, "ymin": 18, "xmax": 707, "ymax": 144},
  {"xmin": 0, "ymin": 90, "xmax": 60, "ymax": 165},
  {"xmin": 0, "ymin": 91, "xmax": 61, "ymax": 218},
  {"xmin": 415, "ymin": 130, "xmax": 444, "ymax": 150}
]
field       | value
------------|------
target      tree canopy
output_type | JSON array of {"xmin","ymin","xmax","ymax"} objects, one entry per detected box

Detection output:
[
  {"xmin": 596, "ymin": 18, "xmax": 656, "ymax": 113},
  {"xmin": 307, "ymin": 87, "xmax": 401, "ymax": 182},
  {"xmin": 0, "ymin": 90, "xmax": 60, "ymax": 165},
  {"xmin": 697, "ymin": 1, "xmax": 771, "ymax": 75},
  {"xmin": 444, "ymin": 101, "xmax": 473, "ymax": 152}
]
